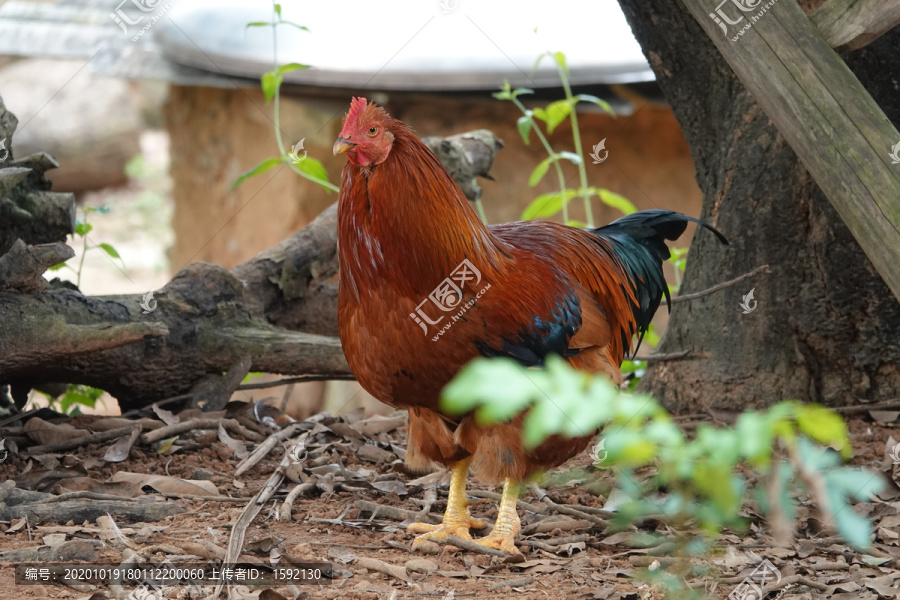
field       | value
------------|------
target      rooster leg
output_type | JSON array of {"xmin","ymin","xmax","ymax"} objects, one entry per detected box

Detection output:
[
  {"xmin": 407, "ymin": 457, "xmax": 487, "ymax": 546},
  {"xmin": 473, "ymin": 479, "xmax": 522, "ymax": 554}
]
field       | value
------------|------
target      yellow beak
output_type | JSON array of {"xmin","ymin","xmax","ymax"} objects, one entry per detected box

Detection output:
[{"xmin": 333, "ymin": 136, "xmax": 356, "ymax": 156}]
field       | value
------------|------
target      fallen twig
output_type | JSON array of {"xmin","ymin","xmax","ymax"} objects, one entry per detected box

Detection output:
[
  {"xmin": 489, "ymin": 576, "xmax": 534, "ymax": 589},
  {"xmin": 530, "ymin": 485, "xmax": 609, "ymax": 528},
  {"xmin": 238, "ymin": 374, "xmax": 356, "ymax": 391},
  {"xmin": 466, "ymin": 489, "xmax": 549, "ymax": 514},
  {"xmin": 440, "ymin": 535, "xmax": 508, "ymax": 557},
  {"xmin": 25, "ymin": 426, "xmax": 139, "ymax": 454},
  {"xmin": 356, "ymin": 556, "xmax": 410, "ymax": 582},
  {"xmin": 0, "ymin": 499, "xmax": 183, "ymax": 524},
  {"xmin": 355, "ymin": 500, "xmax": 441, "ymax": 524},
  {"xmin": 35, "ymin": 491, "xmax": 136, "ymax": 504},
  {"xmin": 308, "ymin": 542, "xmax": 393, "ymax": 550},
  {"xmin": 142, "ymin": 418, "xmax": 262, "ymax": 444},
  {"xmin": 280, "ymin": 482, "xmax": 309, "ymax": 522},
  {"xmin": 209, "ymin": 448, "xmax": 293, "ymax": 600},
  {"xmin": 835, "ymin": 398, "xmax": 900, "ymax": 414},
  {"xmin": 235, "ymin": 426, "xmax": 306, "ymax": 478},
  {"xmin": 160, "ymin": 493, "xmax": 247, "ymax": 503},
  {"xmin": 523, "ymin": 518, "xmax": 594, "ymax": 536},
  {"xmin": 761, "ymin": 574, "xmax": 829, "ymax": 595}
]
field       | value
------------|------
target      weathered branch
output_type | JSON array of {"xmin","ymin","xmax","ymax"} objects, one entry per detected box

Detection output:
[
  {"xmin": 0, "ymin": 93, "xmax": 75, "ymax": 255},
  {"xmin": 0, "ymin": 261, "xmax": 349, "ymax": 411},
  {"xmin": 0, "ymin": 239, "xmax": 74, "ymax": 292},
  {"xmin": 667, "ymin": 264, "xmax": 770, "ymax": 305},
  {"xmin": 681, "ymin": 0, "xmax": 900, "ymax": 302},
  {"xmin": 811, "ymin": 0, "xmax": 900, "ymax": 52},
  {"xmin": 423, "ymin": 130, "xmax": 504, "ymax": 203},
  {"xmin": 232, "ymin": 203, "xmax": 340, "ymax": 336}
]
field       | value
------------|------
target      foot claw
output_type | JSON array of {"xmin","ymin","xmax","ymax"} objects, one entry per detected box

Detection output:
[
  {"xmin": 407, "ymin": 521, "xmax": 476, "ymax": 546},
  {"xmin": 473, "ymin": 533, "xmax": 521, "ymax": 555},
  {"xmin": 407, "ymin": 514, "xmax": 487, "ymax": 544}
]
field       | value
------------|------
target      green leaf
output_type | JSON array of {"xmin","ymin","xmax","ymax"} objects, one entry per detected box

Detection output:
[
  {"xmin": 553, "ymin": 51, "xmax": 568, "ymax": 75},
  {"xmin": 230, "ymin": 156, "xmax": 285, "ymax": 191},
  {"xmin": 597, "ymin": 189, "xmax": 637, "ymax": 216},
  {"xmin": 528, "ymin": 157, "xmax": 552, "ymax": 187},
  {"xmin": 441, "ymin": 358, "xmax": 535, "ymax": 419},
  {"xmin": 533, "ymin": 100, "xmax": 572, "ymax": 134},
  {"xmin": 274, "ymin": 3, "xmax": 282, "ymax": 18},
  {"xmin": 492, "ymin": 81, "xmax": 513, "ymax": 101},
  {"xmin": 282, "ymin": 21, "xmax": 310, "ymax": 32},
  {"xmin": 245, "ymin": 21, "xmax": 272, "ymax": 28},
  {"xmin": 75, "ymin": 221, "xmax": 93, "ymax": 236},
  {"xmin": 276, "ymin": 62, "xmax": 310, "ymax": 76},
  {"xmin": 576, "ymin": 93, "xmax": 615, "ymax": 115},
  {"xmin": 516, "ymin": 114, "xmax": 533, "ymax": 145},
  {"xmin": 825, "ymin": 469, "xmax": 884, "ymax": 501},
  {"xmin": 521, "ymin": 190, "xmax": 577, "ymax": 220},
  {"xmin": 293, "ymin": 156, "xmax": 333, "ymax": 192},
  {"xmin": 795, "ymin": 404, "xmax": 852, "ymax": 459},
  {"xmin": 831, "ymin": 497, "xmax": 873, "ymax": 549},
  {"xmin": 735, "ymin": 411, "xmax": 773, "ymax": 464},
  {"xmin": 261, "ymin": 71, "xmax": 282, "ymax": 104},
  {"xmin": 97, "ymin": 243, "xmax": 121, "ymax": 260}
]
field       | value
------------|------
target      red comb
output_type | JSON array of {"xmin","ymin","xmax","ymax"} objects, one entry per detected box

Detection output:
[{"xmin": 346, "ymin": 97, "xmax": 368, "ymax": 124}]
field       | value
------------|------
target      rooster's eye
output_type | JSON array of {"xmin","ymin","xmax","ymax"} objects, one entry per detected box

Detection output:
[{"xmin": 367, "ymin": 126, "xmax": 378, "ymax": 136}]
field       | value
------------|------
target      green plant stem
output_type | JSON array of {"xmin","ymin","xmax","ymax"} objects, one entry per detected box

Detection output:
[
  {"xmin": 473, "ymin": 198, "xmax": 488, "ymax": 224},
  {"xmin": 512, "ymin": 97, "xmax": 569, "ymax": 224},
  {"xmin": 76, "ymin": 213, "xmax": 88, "ymax": 289},
  {"xmin": 268, "ymin": 6, "xmax": 339, "ymax": 193},
  {"xmin": 556, "ymin": 66, "xmax": 593, "ymax": 227}
]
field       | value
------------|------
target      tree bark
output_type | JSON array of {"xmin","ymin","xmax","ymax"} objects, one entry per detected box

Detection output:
[{"xmin": 617, "ymin": 0, "xmax": 900, "ymax": 411}]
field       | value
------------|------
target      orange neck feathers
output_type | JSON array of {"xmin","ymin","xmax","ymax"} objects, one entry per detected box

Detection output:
[{"xmin": 337, "ymin": 122, "xmax": 504, "ymax": 300}]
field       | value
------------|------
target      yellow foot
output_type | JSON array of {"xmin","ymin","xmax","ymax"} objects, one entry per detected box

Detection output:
[
  {"xmin": 407, "ymin": 514, "xmax": 488, "ymax": 546},
  {"xmin": 473, "ymin": 532, "xmax": 521, "ymax": 555},
  {"xmin": 408, "ymin": 457, "xmax": 486, "ymax": 548},
  {"xmin": 473, "ymin": 478, "xmax": 522, "ymax": 555}
]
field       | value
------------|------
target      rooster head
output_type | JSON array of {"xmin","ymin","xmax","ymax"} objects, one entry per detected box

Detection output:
[{"xmin": 333, "ymin": 97, "xmax": 396, "ymax": 167}]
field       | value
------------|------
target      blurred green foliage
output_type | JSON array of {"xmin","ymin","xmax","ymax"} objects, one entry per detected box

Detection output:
[{"xmin": 442, "ymin": 356, "xmax": 882, "ymax": 553}]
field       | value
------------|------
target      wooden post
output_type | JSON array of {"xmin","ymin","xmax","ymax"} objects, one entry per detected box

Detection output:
[{"xmin": 681, "ymin": 0, "xmax": 900, "ymax": 302}]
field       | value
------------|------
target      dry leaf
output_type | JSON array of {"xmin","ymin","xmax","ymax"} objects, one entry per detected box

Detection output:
[
  {"xmin": 869, "ymin": 411, "xmax": 900, "ymax": 423},
  {"xmin": 23, "ymin": 417, "xmax": 88, "ymax": 445},
  {"xmin": 15, "ymin": 464, "xmax": 88, "ymax": 492},
  {"xmin": 52, "ymin": 477, "xmax": 144, "ymax": 498},
  {"xmin": 6, "ymin": 517, "xmax": 26, "ymax": 533},
  {"xmin": 103, "ymin": 427, "xmax": 141, "ymax": 463},
  {"xmin": 42, "ymin": 533, "xmax": 66, "ymax": 546},
  {"xmin": 218, "ymin": 424, "xmax": 249, "ymax": 460},
  {"xmin": 372, "ymin": 480, "xmax": 407, "ymax": 496},
  {"xmin": 328, "ymin": 547, "xmax": 356, "ymax": 565},
  {"xmin": 110, "ymin": 471, "xmax": 221, "ymax": 496},
  {"xmin": 152, "ymin": 403, "xmax": 179, "ymax": 426},
  {"xmin": 351, "ymin": 414, "xmax": 407, "ymax": 437}
]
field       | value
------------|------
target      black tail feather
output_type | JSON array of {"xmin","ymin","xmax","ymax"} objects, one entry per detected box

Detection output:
[{"xmin": 593, "ymin": 210, "xmax": 728, "ymax": 357}]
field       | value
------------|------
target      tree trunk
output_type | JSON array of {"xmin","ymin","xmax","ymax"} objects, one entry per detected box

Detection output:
[{"xmin": 617, "ymin": 0, "xmax": 900, "ymax": 411}]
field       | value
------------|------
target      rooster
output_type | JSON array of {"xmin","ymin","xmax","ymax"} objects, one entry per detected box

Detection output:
[{"xmin": 333, "ymin": 97, "xmax": 726, "ymax": 554}]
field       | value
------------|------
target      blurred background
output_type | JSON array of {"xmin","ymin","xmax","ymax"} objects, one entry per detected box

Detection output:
[{"xmin": 0, "ymin": 0, "xmax": 703, "ymax": 418}]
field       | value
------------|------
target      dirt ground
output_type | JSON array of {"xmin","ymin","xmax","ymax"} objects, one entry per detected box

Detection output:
[{"xmin": 0, "ymin": 403, "xmax": 898, "ymax": 600}]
